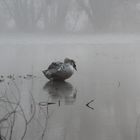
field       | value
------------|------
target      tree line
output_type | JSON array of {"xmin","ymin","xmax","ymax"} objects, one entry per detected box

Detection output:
[{"xmin": 0, "ymin": 0, "xmax": 140, "ymax": 33}]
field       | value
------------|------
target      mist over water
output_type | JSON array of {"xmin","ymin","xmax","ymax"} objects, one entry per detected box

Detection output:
[
  {"xmin": 0, "ymin": 42, "xmax": 140, "ymax": 140},
  {"xmin": 0, "ymin": 0, "xmax": 140, "ymax": 140}
]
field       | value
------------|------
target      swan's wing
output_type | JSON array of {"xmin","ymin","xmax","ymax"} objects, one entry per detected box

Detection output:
[
  {"xmin": 48, "ymin": 62, "xmax": 63, "ymax": 70},
  {"xmin": 43, "ymin": 62, "xmax": 64, "ymax": 79}
]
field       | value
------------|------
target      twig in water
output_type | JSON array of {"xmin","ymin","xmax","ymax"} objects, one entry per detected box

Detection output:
[
  {"xmin": 86, "ymin": 99, "xmax": 95, "ymax": 110},
  {"xmin": 118, "ymin": 81, "xmax": 120, "ymax": 88},
  {"xmin": 39, "ymin": 102, "xmax": 56, "ymax": 107},
  {"xmin": 58, "ymin": 100, "xmax": 60, "ymax": 107}
]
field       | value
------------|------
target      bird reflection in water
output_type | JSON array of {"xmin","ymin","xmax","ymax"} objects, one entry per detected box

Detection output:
[{"xmin": 43, "ymin": 81, "xmax": 77, "ymax": 105}]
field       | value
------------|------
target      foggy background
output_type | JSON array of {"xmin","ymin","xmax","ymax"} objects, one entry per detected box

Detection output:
[
  {"xmin": 1, "ymin": 1, "xmax": 140, "ymax": 140},
  {"xmin": 0, "ymin": 0, "xmax": 140, "ymax": 34}
]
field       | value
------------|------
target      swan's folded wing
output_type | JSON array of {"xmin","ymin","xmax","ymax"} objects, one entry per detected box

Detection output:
[
  {"xmin": 43, "ymin": 62, "xmax": 64, "ymax": 79},
  {"xmin": 48, "ymin": 62, "xmax": 63, "ymax": 70}
]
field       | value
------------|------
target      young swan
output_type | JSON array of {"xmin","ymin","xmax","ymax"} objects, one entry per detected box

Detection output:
[{"xmin": 43, "ymin": 58, "xmax": 77, "ymax": 81}]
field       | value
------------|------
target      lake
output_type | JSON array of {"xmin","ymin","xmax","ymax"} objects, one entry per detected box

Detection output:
[{"xmin": 0, "ymin": 36, "xmax": 140, "ymax": 140}]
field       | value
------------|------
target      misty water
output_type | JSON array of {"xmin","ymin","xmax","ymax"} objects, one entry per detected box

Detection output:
[{"xmin": 0, "ymin": 37, "xmax": 140, "ymax": 140}]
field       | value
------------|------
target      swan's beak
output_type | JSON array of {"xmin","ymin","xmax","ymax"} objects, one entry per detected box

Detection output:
[
  {"xmin": 42, "ymin": 70, "xmax": 46, "ymax": 75},
  {"xmin": 70, "ymin": 59, "xmax": 77, "ymax": 71},
  {"xmin": 74, "ymin": 65, "xmax": 77, "ymax": 71}
]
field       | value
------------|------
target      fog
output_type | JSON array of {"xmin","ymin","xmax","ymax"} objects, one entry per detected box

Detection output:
[
  {"xmin": 0, "ymin": 44, "xmax": 140, "ymax": 140},
  {"xmin": 0, "ymin": 0, "xmax": 140, "ymax": 33},
  {"xmin": 0, "ymin": 0, "xmax": 140, "ymax": 140}
]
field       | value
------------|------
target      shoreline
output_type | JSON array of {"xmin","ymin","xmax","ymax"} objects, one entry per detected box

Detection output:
[{"xmin": 0, "ymin": 34, "xmax": 140, "ymax": 45}]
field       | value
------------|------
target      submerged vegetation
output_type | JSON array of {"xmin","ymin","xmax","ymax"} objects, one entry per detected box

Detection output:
[
  {"xmin": 0, "ymin": 74, "xmax": 77, "ymax": 140},
  {"xmin": 0, "ymin": 78, "xmax": 35, "ymax": 140}
]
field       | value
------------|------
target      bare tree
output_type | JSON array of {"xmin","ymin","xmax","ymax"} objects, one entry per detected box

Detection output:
[
  {"xmin": 41, "ymin": 0, "xmax": 70, "ymax": 32},
  {"xmin": 0, "ymin": 0, "xmax": 42, "ymax": 31}
]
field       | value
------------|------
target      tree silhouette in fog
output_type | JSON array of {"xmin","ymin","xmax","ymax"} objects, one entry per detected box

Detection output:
[{"xmin": 0, "ymin": 0, "xmax": 140, "ymax": 33}]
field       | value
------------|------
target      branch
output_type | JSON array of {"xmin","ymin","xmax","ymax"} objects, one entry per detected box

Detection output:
[
  {"xmin": 0, "ymin": 0, "xmax": 15, "ymax": 18},
  {"xmin": 86, "ymin": 99, "xmax": 95, "ymax": 110}
]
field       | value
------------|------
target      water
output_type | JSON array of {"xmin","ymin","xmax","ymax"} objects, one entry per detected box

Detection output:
[{"xmin": 0, "ymin": 40, "xmax": 140, "ymax": 140}]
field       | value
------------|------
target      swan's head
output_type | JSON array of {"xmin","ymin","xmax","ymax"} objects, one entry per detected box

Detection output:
[{"xmin": 64, "ymin": 58, "xmax": 77, "ymax": 71}]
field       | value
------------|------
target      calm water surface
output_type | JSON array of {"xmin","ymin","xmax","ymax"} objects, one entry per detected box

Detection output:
[{"xmin": 0, "ymin": 43, "xmax": 140, "ymax": 140}]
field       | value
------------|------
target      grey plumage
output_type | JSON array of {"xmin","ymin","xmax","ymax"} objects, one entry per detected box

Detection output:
[{"xmin": 42, "ymin": 58, "xmax": 77, "ymax": 81}]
